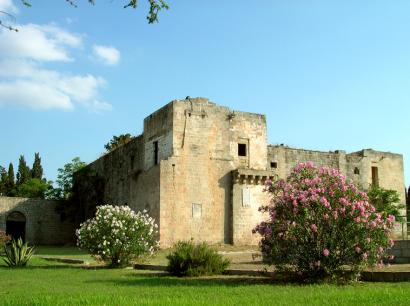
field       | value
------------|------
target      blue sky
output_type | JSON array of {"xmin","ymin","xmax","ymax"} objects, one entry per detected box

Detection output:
[{"xmin": 0, "ymin": 0, "xmax": 409, "ymax": 187}]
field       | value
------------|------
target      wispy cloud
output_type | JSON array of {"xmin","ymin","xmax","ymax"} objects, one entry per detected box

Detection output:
[{"xmin": 93, "ymin": 45, "xmax": 120, "ymax": 66}]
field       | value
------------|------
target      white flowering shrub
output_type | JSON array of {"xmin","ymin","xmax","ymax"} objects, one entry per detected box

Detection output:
[{"xmin": 76, "ymin": 205, "xmax": 159, "ymax": 267}]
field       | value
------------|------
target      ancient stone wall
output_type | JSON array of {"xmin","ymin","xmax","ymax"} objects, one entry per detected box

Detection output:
[
  {"xmin": 79, "ymin": 98, "xmax": 407, "ymax": 247},
  {"xmin": 0, "ymin": 196, "xmax": 74, "ymax": 245},
  {"xmin": 232, "ymin": 169, "xmax": 274, "ymax": 245},
  {"xmin": 268, "ymin": 145, "xmax": 407, "ymax": 237},
  {"xmin": 158, "ymin": 98, "xmax": 268, "ymax": 247}
]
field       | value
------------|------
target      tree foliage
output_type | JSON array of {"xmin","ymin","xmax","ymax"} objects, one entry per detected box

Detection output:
[
  {"xmin": 0, "ymin": 166, "xmax": 7, "ymax": 195},
  {"xmin": 15, "ymin": 178, "xmax": 51, "ymax": 199},
  {"xmin": 1, "ymin": 153, "xmax": 50, "ymax": 199},
  {"xmin": 51, "ymin": 157, "xmax": 87, "ymax": 200},
  {"xmin": 367, "ymin": 185, "xmax": 406, "ymax": 223},
  {"xmin": 16, "ymin": 155, "xmax": 31, "ymax": 185},
  {"xmin": 31, "ymin": 152, "xmax": 43, "ymax": 180},
  {"xmin": 104, "ymin": 133, "xmax": 134, "ymax": 152},
  {"xmin": 6, "ymin": 163, "xmax": 15, "ymax": 195},
  {"xmin": 1, "ymin": 0, "xmax": 169, "ymax": 31}
]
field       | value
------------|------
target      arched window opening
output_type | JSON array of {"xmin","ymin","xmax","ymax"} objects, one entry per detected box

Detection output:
[{"xmin": 6, "ymin": 211, "xmax": 26, "ymax": 242}]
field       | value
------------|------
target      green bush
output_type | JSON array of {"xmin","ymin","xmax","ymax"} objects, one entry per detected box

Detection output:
[
  {"xmin": 3, "ymin": 238, "xmax": 34, "ymax": 267},
  {"xmin": 166, "ymin": 240, "xmax": 230, "ymax": 277},
  {"xmin": 367, "ymin": 185, "xmax": 406, "ymax": 223}
]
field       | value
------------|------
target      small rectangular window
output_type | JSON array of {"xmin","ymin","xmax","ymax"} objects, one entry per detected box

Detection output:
[
  {"xmin": 238, "ymin": 143, "xmax": 247, "ymax": 156},
  {"xmin": 130, "ymin": 155, "xmax": 135, "ymax": 170},
  {"xmin": 371, "ymin": 167, "xmax": 379, "ymax": 187},
  {"xmin": 270, "ymin": 162, "xmax": 278, "ymax": 168},
  {"xmin": 153, "ymin": 141, "xmax": 159, "ymax": 165}
]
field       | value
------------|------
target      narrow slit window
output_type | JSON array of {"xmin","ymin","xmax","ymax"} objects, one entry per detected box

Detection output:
[
  {"xmin": 238, "ymin": 143, "xmax": 247, "ymax": 156},
  {"xmin": 153, "ymin": 141, "xmax": 159, "ymax": 165},
  {"xmin": 354, "ymin": 167, "xmax": 360, "ymax": 175},
  {"xmin": 371, "ymin": 166, "xmax": 379, "ymax": 187}
]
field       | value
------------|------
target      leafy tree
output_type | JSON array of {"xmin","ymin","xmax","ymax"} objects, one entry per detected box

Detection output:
[
  {"xmin": 1, "ymin": 0, "xmax": 169, "ymax": 31},
  {"xmin": 16, "ymin": 155, "xmax": 31, "ymax": 185},
  {"xmin": 15, "ymin": 178, "xmax": 51, "ymax": 198},
  {"xmin": 104, "ymin": 133, "xmax": 134, "ymax": 152},
  {"xmin": 51, "ymin": 157, "xmax": 87, "ymax": 200},
  {"xmin": 367, "ymin": 185, "xmax": 406, "ymax": 223},
  {"xmin": 31, "ymin": 152, "xmax": 43, "ymax": 180}
]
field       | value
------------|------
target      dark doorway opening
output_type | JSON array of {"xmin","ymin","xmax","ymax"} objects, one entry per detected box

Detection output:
[
  {"xmin": 371, "ymin": 166, "xmax": 379, "ymax": 187},
  {"xmin": 6, "ymin": 211, "xmax": 26, "ymax": 242}
]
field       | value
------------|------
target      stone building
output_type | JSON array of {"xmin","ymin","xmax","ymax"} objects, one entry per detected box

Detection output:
[
  {"xmin": 80, "ymin": 97, "xmax": 407, "ymax": 247},
  {"xmin": 0, "ymin": 197, "xmax": 74, "ymax": 244}
]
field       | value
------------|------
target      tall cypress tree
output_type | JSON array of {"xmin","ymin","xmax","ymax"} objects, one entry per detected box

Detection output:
[
  {"xmin": 0, "ymin": 166, "xmax": 7, "ymax": 195},
  {"xmin": 31, "ymin": 152, "xmax": 43, "ymax": 180},
  {"xmin": 16, "ymin": 155, "xmax": 31, "ymax": 185},
  {"xmin": 7, "ymin": 163, "xmax": 15, "ymax": 195}
]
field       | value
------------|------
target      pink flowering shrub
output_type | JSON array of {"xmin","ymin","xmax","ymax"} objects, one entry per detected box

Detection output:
[
  {"xmin": 76, "ymin": 205, "xmax": 159, "ymax": 267},
  {"xmin": 253, "ymin": 162, "xmax": 395, "ymax": 280}
]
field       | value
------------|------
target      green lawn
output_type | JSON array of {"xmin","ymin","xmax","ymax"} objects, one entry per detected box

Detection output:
[
  {"xmin": 1, "ymin": 248, "xmax": 410, "ymax": 305},
  {"xmin": 0, "ymin": 259, "xmax": 409, "ymax": 305}
]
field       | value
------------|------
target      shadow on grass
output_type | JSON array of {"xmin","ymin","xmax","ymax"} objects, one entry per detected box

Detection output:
[
  {"xmin": 0, "ymin": 264, "xmax": 86, "ymax": 270},
  {"xmin": 84, "ymin": 272, "xmax": 294, "ymax": 287}
]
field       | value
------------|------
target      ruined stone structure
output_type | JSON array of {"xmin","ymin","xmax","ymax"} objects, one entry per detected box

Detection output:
[
  {"xmin": 82, "ymin": 97, "xmax": 407, "ymax": 247},
  {"xmin": 0, "ymin": 197, "xmax": 74, "ymax": 245}
]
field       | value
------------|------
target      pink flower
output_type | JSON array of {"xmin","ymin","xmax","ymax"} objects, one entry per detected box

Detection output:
[
  {"xmin": 323, "ymin": 249, "xmax": 330, "ymax": 257},
  {"xmin": 323, "ymin": 213, "xmax": 329, "ymax": 220},
  {"xmin": 355, "ymin": 246, "xmax": 361, "ymax": 253},
  {"xmin": 310, "ymin": 224, "xmax": 318, "ymax": 233}
]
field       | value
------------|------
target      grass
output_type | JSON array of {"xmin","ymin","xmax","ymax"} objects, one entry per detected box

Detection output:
[
  {"xmin": 0, "ymin": 247, "xmax": 410, "ymax": 305},
  {"xmin": 34, "ymin": 246, "xmax": 93, "ymax": 260}
]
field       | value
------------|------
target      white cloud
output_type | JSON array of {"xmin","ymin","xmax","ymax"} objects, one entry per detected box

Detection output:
[
  {"xmin": 93, "ymin": 45, "xmax": 120, "ymax": 66},
  {"xmin": 0, "ymin": 60, "xmax": 108, "ymax": 110},
  {"xmin": 0, "ymin": 23, "xmax": 112, "ymax": 112},
  {"xmin": 0, "ymin": 23, "xmax": 82, "ymax": 61},
  {"xmin": 0, "ymin": 0, "xmax": 18, "ymax": 14},
  {"xmin": 0, "ymin": 80, "xmax": 73, "ymax": 110}
]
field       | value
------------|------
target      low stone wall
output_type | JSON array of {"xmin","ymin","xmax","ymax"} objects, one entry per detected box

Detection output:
[
  {"xmin": 0, "ymin": 196, "xmax": 75, "ymax": 245},
  {"xmin": 389, "ymin": 240, "xmax": 410, "ymax": 264}
]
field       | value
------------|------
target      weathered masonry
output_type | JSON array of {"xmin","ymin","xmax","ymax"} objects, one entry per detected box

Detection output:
[
  {"xmin": 81, "ymin": 97, "xmax": 407, "ymax": 247},
  {"xmin": 0, "ymin": 197, "xmax": 74, "ymax": 245}
]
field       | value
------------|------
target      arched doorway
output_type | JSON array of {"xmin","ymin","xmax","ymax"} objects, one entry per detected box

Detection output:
[{"xmin": 6, "ymin": 211, "xmax": 26, "ymax": 242}]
